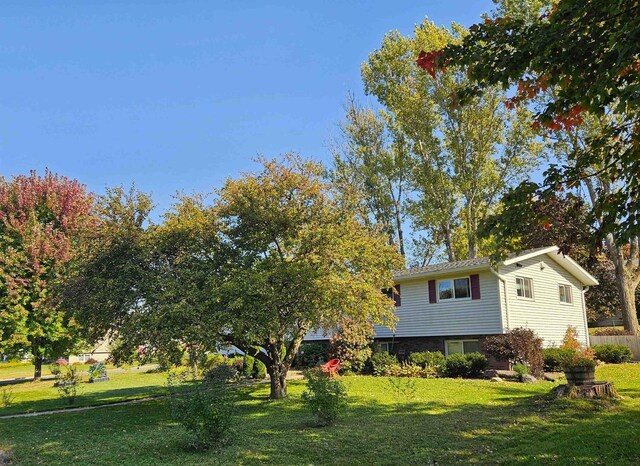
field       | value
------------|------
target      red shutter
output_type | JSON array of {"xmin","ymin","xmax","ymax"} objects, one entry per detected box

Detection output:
[
  {"xmin": 470, "ymin": 274, "xmax": 481, "ymax": 300},
  {"xmin": 394, "ymin": 284, "xmax": 401, "ymax": 307},
  {"xmin": 428, "ymin": 280, "xmax": 437, "ymax": 304}
]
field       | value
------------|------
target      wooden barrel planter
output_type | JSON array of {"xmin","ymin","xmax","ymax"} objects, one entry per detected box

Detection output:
[{"xmin": 564, "ymin": 366, "xmax": 595, "ymax": 386}]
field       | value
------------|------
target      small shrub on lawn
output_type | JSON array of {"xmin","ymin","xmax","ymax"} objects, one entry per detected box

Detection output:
[
  {"xmin": 85, "ymin": 358, "xmax": 98, "ymax": 365},
  {"xmin": 301, "ymin": 368, "xmax": 347, "ymax": 426},
  {"xmin": 593, "ymin": 344, "xmax": 633, "ymax": 363},
  {"xmin": 370, "ymin": 352, "xmax": 397, "ymax": 375},
  {"xmin": 385, "ymin": 376, "xmax": 418, "ymax": 410},
  {"xmin": 465, "ymin": 352, "xmax": 488, "ymax": 377},
  {"xmin": 294, "ymin": 343, "xmax": 329, "ymax": 368},
  {"xmin": 445, "ymin": 353, "xmax": 472, "ymax": 378},
  {"xmin": 228, "ymin": 357, "xmax": 244, "ymax": 373},
  {"xmin": 203, "ymin": 363, "xmax": 239, "ymax": 385},
  {"xmin": 543, "ymin": 348, "xmax": 577, "ymax": 372},
  {"xmin": 485, "ymin": 328, "xmax": 544, "ymax": 377},
  {"xmin": 408, "ymin": 351, "xmax": 446, "ymax": 374},
  {"xmin": 56, "ymin": 366, "xmax": 81, "ymax": 405},
  {"xmin": 55, "ymin": 358, "xmax": 69, "ymax": 366},
  {"xmin": 1, "ymin": 386, "xmax": 15, "ymax": 408},
  {"xmin": 170, "ymin": 370, "xmax": 235, "ymax": 450}
]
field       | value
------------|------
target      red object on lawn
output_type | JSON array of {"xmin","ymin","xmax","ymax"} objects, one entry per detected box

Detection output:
[{"xmin": 320, "ymin": 359, "xmax": 340, "ymax": 377}]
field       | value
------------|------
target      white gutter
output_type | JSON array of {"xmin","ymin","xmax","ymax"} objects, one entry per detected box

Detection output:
[{"xmin": 490, "ymin": 267, "xmax": 510, "ymax": 331}]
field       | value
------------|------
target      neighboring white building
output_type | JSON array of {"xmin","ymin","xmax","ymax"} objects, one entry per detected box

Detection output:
[
  {"xmin": 305, "ymin": 246, "xmax": 598, "ymax": 365},
  {"xmin": 68, "ymin": 338, "xmax": 112, "ymax": 364}
]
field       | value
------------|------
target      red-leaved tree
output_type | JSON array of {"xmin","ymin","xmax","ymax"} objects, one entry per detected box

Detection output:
[{"xmin": 0, "ymin": 170, "xmax": 95, "ymax": 379}]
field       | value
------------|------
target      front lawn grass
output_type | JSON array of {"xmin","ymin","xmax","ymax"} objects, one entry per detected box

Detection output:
[
  {"xmin": 0, "ymin": 364, "xmax": 638, "ymax": 465},
  {"xmin": 0, "ymin": 362, "xmax": 118, "ymax": 381},
  {"xmin": 0, "ymin": 371, "xmax": 170, "ymax": 416}
]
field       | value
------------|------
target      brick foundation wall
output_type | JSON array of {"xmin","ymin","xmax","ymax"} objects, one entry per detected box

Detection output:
[{"xmin": 374, "ymin": 335, "xmax": 510, "ymax": 370}]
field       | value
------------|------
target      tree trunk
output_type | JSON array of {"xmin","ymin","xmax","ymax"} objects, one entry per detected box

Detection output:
[
  {"xmin": 268, "ymin": 364, "xmax": 288, "ymax": 399},
  {"xmin": 33, "ymin": 347, "xmax": 43, "ymax": 381},
  {"xmin": 614, "ymin": 270, "xmax": 640, "ymax": 336},
  {"xmin": 443, "ymin": 225, "xmax": 456, "ymax": 262},
  {"xmin": 395, "ymin": 206, "xmax": 405, "ymax": 258}
]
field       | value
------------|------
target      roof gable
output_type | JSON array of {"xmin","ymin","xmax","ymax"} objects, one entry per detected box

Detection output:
[{"xmin": 395, "ymin": 246, "xmax": 598, "ymax": 286}]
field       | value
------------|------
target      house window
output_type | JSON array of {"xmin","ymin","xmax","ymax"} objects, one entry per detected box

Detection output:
[
  {"xmin": 445, "ymin": 340, "xmax": 481, "ymax": 356},
  {"xmin": 515, "ymin": 276, "xmax": 534, "ymax": 299},
  {"xmin": 438, "ymin": 277, "xmax": 471, "ymax": 301},
  {"xmin": 378, "ymin": 342, "xmax": 392, "ymax": 353},
  {"xmin": 559, "ymin": 284, "xmax": 573, "ymax": 304},
  {"xmin": 78, "ymin": 354, "xmax": 91, "ymax": 363}
]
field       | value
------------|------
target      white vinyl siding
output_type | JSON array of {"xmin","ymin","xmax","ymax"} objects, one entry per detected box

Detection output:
[
  {"xmin": 500, "ymin": 256, "xmax": 588, "ymax": 347},
  {"xmin": 374, "ymin": 270, "xmax": 502, "ymax": 338}
]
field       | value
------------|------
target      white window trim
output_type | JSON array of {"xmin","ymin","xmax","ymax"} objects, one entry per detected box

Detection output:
[
  {"xmin": 436, "ymin": 276, "xmax": 472, "ymax": 302},
  {"xmin": 515, "ymin": 276, "xmax": 535, "ymax": 300},
  {"xmin": 445, "ymin": 339, "xmax": 480, "ymax": 357},
  {"xmin": 559, "ymin": 283, "xmax": 573, "ymax": 305}
]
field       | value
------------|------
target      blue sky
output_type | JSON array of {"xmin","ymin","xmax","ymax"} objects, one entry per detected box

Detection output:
[{"xmin": 1, "ymin": 1, "xmax": 494, "ymax": 216}]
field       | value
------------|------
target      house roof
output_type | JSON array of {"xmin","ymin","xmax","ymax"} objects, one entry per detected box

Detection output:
[{"xmin": 394, "ymin": 246, "xmax": 599, "ymax": 286}]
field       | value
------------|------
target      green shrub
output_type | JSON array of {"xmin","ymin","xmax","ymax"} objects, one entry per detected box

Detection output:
[
  {"xmin": 379, "ymin": 362, "xmax": 422, "ymax": 378},
  {"xmin": 1, "ymin": 386, "xmax": 15, "ymax": 408},
  {"xmin": 243, "ymin": 355, "xmax": 255, "ymax": 377},
  {"xmin": 203, "ymin": 363, "xmax": 239, "ymax": 385},
  {"xmin": 294, "ymin": 343, "xmax": 329, "ymax": 368},
  {"xmin": 513, "ymin": 363, "xmax": 529, "ymax": 376},
  {"xmin": 301, "ymin": 368, "xmax": 347, "ymax": 426},
  {"xmin": 593, "ymin": 344, "xmax": 633, "ymax": 363},
  {"xmin": 465, "ymin": 352, "xmax": 488, "ymax": 377},
  {"xmin": 543, "ymin": 348, "xmax": 576, "ymax": 372},
  {"xmin": 329, "ymin": 318, "xmax": 374, "ymax": 373},
  {"xmin": 445, "ymin": 353, "xmax": 471, "ymax": 378},
  {"xmin": 88, "ymin": 362, "xmax": 106, "ymax": 381},
  {"xmin": 370, "ymin": 352, "xmax": 397, "ymax": 375},
  {"xmin": 408, "ymin": 351, "xmax": 446, "ymax": 373},
  {"xmin": 55, "ymin": 366, "xmax": 81, "ymax": 405},
  {"xmin": 202, "ymin": 353, "xmax": 225, "ymax": 371},
  {"xmin": 169, "ymin": 371, "xmax": 235, "ymax": 450},
  {"xmin": 253, "ymin": 359, "xmax": 267, "ymax": 379}
]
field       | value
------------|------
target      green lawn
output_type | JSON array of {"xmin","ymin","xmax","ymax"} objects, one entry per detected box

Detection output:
[
  {"xmin": 0, "ymin": 362, "xmax": 119, "ymax": 381},
  {"xmin": 1, "ymin": 364, "xmax": 639, "ymax": 465},
  {"xmin": 0, "ymin": 371, "xmax": 170, "ymax": 416}
]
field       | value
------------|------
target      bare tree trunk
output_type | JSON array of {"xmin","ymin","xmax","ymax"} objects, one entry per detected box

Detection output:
[{"xmin": 395, "ymin": 208, "xmax": 405, "ymax": 258}]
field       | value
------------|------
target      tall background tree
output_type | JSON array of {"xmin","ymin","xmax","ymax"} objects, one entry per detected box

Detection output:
[
  {"xmin": 422, "ymin": 0, "xmax": 640, "ymax": 333},
  {"xmin": 361, "ymin": 19, "xmax": 541, "ymax": 263},
  {"xmin": 331, "ymin": 96, "xmax": 412, "ymax": 259},
  {"xmin": 0, "ymin": 171, "xmax": 95, "ymax": 379}
]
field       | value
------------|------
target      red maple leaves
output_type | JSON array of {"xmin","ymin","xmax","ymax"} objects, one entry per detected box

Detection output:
[{"xmin": 416, "ymin": 50, "xmax": 444, "ymax": 78}]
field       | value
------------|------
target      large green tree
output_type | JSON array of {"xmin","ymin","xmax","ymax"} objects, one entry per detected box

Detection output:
[
  {"xmin": 362, "ymin": 19, "xmax": 541, "ymax": 262},
  {"xmin": 422, "ymin": 0, "xmax": 640, "ymax": 333},
  {"xmin": 0, "ymin": 171, "xmax": 95, "ymax": 379},
  {"xmin": 215, "ymin": 156, "xmax": 402, "ymax": 398},
  {"xmin": 68, "ymin": 157, "xmax": 402, "ymax": 399}
]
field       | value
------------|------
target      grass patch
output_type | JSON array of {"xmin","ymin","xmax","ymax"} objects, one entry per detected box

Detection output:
[
  {"xmin": 0, "ymin": 362, "xmax": 120, "ymax": 381},
  {"xmin": 0, "ymin": 364, "xmax": 638, "ymax": 464},
  {"xmin": 0, "ymin": 371, "xmax": 170, "ymax": 416}
]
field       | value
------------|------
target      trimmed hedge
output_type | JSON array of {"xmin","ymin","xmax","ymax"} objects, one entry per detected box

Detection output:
[{"xmin": 593, "ymin": 344, "xmax": 633, "ymax": 363}]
